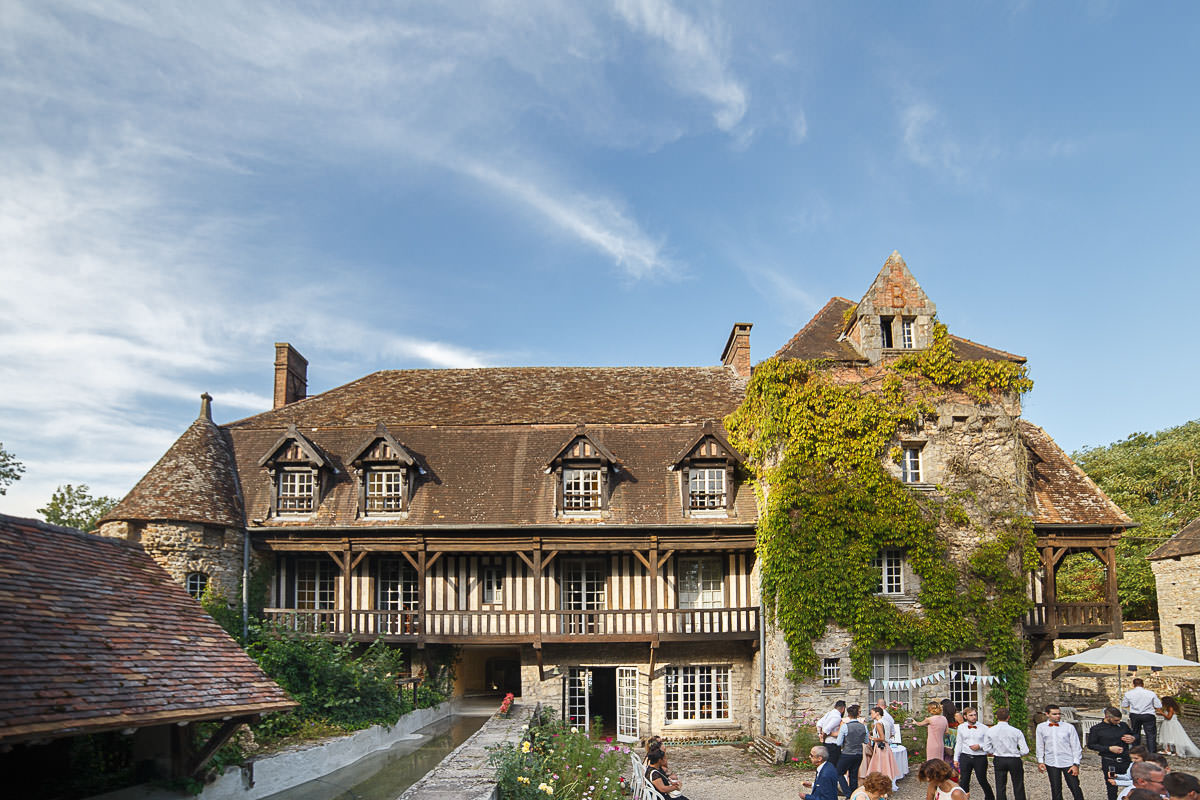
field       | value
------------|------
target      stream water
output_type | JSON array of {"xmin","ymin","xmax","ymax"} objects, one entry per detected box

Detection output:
[{"xmin": 262, "ymin": 715, "xmax": 490, "ymax": 800}]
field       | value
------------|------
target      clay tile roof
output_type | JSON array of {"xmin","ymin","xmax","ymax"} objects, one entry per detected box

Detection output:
[
  {"xmin": 947, "ymin": 335, "xmax": 1026, "ymax": 364},
  {"xmin": 102, "ymin": 411, "xmax": 244, "ymax": 528},
  {"xmin": 1017, "ymin": 420, "xmax": 1134, "ymax": 528},
  {"xmin": 1148, "ymin": 517, "xmax": 1200, "ymax": 561},
  {"xmin": 0, "ymin": 514, "xmax": 295, "ymax": 744},
  {"xmin": 774, "ymin": 298, "xmax": 867, "ymax": 362}
]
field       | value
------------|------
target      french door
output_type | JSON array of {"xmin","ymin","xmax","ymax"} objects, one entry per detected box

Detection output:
[
  {"xmin": 616, "ymin": 666, "xmax": 639, "ymax": 742},
  {"xmin": 565, "ymin": 667, "xmax": 591, "ymax": 730}
]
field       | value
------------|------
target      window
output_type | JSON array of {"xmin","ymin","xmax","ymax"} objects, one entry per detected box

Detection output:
[
  {"xmin": 186, "ymin": 572, "xmax": 208, "ymax": 599},
  {"xmin": 678, "ymin": 557, "xmax": 723, "ymax": 609},
  {"xmin": 278, "ymin": 469, "xmax": 314, "ymax": 513},
  {"xmin": 665, "ymin": 666, "xmax": 731, "ymax": 722},
  {"xmin": 562, "ymin": 560, "xmax": 605, "ymax": 633},
  {"xmin": 688, "ymin": 468, "xmax": 727, "ymax": 509},
  {"xmin": 296, "ymin": 558, "xmax": 336, "ymax": 610},
  {"xmin": 872, "ymin": 549, "xmax": 903, "ymax": 594},
  {"xmin": 869, "ymin": 652, "xmax": 911, "ymax": 708},
  {"xmin": 563, "ymin": 468, "xmax": 601, "ymax": 511},
  {"xmin": 377, "ymin": 558, "xmax": 418, "ymax": 635},
  {"xmin": 901, "ymin": 447, "xmax": 922, "ymax": 483},
  {"xmin": 901, "ymin": 318, "xmax": 915, "ymax": 349},
  {"xmin": 1182, "ymin": 625, "xmax": 1198, "ymax": 663},
  {"xmin": 823, "ymin": 658, "xmax": 841, "ymax": 687},
  {"xmin": 949, "ymin": 660, "xmax": 981, "ymax": 710},
  {"xmin": 482, "ymin": 564, "xmax": 503, "ymax": 605},
  {"xmin": 880, "ymin": 316, "xmax": 894, "ymax": 348},
  {"xmin": 366, "ymin": 468, "xmax": 405, "ymax": 514}
]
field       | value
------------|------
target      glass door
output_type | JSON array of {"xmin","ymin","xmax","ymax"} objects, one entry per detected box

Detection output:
[
  {"xmin": 565, "ymin": 667, "xmax": 592, "ymax": 730},
  {"xmin": 617, "ymin": 666, "xmax": 639, "ymax": 743}
]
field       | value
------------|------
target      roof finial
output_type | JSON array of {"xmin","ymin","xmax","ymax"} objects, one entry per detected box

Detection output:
[{"xmin": 199, "ymin": 392, "xmax": 213, "ymax": 421}]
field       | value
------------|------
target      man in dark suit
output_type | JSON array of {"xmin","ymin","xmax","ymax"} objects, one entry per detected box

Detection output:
[{"xmin": 800, "ymin": 745, "xmax": 849, "ymax": 800}]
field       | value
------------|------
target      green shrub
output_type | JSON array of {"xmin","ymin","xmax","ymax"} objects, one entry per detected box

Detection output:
[{"xmin": 490, "ymin": 712, "xmax": 628, "ymax": 800}]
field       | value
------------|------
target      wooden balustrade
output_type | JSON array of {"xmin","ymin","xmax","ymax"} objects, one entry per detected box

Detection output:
[{"xmin": 1024, "ymin": 601, "xmax": 1114, "ymax": 636}]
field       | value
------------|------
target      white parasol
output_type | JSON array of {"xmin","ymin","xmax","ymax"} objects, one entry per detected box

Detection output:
[{"xmin": 1053, "ymin": 644, "xmax": 1200, "ymax": 696}]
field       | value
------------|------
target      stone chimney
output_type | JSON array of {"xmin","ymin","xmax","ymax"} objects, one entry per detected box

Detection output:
[
  {"xmin": 274, "ymin": 343, "xmax": 308, "ymax": 410},
  {"xmin": 720, "ymin": 323, "xmax": 752, "ymax": 377},
  {"xmin": 199, "ymin": 392, "xmax": 213, "ymax": 421}
]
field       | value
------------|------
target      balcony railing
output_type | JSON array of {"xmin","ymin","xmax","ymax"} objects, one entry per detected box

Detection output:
[
  {"xmin": 262, "ymin": 606, "xmax": 759, "ymax": 642},
  {"xmin": 1024, "ymin": 602, "xmax": 1114, "ymax": 636}
]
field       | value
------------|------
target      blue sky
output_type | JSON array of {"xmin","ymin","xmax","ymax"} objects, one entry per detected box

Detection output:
[{"xmin": 2, "ymin": 1, "xmax": 1198, "ymax": 518}]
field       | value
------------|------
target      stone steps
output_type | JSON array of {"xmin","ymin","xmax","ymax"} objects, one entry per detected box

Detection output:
[{"xmin": 750, "ymin": 735, "xmax": 787, "ymax": 765}]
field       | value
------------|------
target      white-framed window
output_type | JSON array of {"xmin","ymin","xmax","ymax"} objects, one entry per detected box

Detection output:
[
  {"xmin": 563, "ymin": 468, "xmax": 601, "ymax": 511},
  {"xmin": 482, "ymin": 564, "xmax": 503, "ymax": 605},
  {"xmin": 901, "ymin": 318, "xmax": 915, "ymax": 349},
  {"xmin": 296, "ymin": 558, "xmax": 336, "ymax": 610},
  {"xmin": 678, "ymin": 556, "xmax": 723, "ymax": 609},
  {"xmin": 366, "ymin": 468, "xmax": 405, "ymax": 513},
  {"xmin": 186, "ymin": 571, "xmax": 209, "ymax": 599},
  {"xmin": 823, "ymin": 658, "xmax": 841, "ymax": 687},
  {"xmin": 880, "ymin": 316, "xmax": 894, "ymax": 348},
  {"xmin": 949, "ymin": 660, "xmax": 981, "ymax": 710},
  {"xmin": 562, "ymin": 559, "xmax": 605, "ymax": 633},
  {"xmin": 869, "ymin": 652, "xmax": 911, "ymax": 708},
  {"xmin": 688, "ymin": 467, "xmax": 727, "ymax": 509},
  {"xmin": 278, "ymin": 469, "xmax": 314, "ymax": 513},
  {"xmin": 377, "ymin": 558, "xmax": 419, "ymax": 611},
  {"xmin": 873, "ymin": 549, "xmax": 903, "ymax": 594},
  {"xmin": 901, "ymin": 447, "xmax": 922, "ymax": 483},
  {"xmin": 665, "ymin": 666, "xmax": 731, "ymax": 722}
]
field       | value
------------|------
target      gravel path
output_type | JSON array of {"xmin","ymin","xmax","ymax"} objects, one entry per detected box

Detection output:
[{"xmin": 665, "ymin": 744, "xmax": 1200, "ymax": 800}]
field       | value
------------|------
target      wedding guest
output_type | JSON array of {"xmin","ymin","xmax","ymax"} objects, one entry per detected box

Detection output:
[
  {"xmin": 860, "ymin": 706, "xmax": 900, "ymax": 791},
  {"xmin": 985, "ymin": 706, "xmax": 1029, "ymax": 800},
  {"xmin": 646, "ymin": 749, "xmax": 687, "ymax": 800},
  {"xmin": 918, "ymin": 758, "xmax": 968, "ymax": 800},
  {"xmin": 849, "ymin": 772, "xmax": 893, "ymax": 800},
  {"xmin": 955, "ymin": 706, "xmax": 996, "ymax": 800},
  {"xmin": 817, "ymin": 700, "xmax": 846, "ymax": 767},
  {"xmin": 1088, "ymin": 706, "xmax": 1139, "ymax": 800},
  {"xmin": 834, "ymin": 704, "xmax": 870, "ymax": 794},
  {"xmin": 1160, "ymin": 697, "xmax": 1200, "ymax": 757},
  {"xmin": 1037, "ymin": 704, "xmax": 1085, "ymax": 800},
  {"xmin": 916, "ymin": 701, "xmax": 949, "ymax": 762},
  {"xmin": 1117, "ymin": 761, "xmax": 1167, "ymax": 800},
  {"xmin": 1122, "ymin": 678, "xmax": 1163, "ymax": 754},
  {"xmin": 1164, "ymin": 770, "xmax": 1200, "ymax": 799},
  {"xmin": 800, "ymin": 745, "xmax": 848, "ymax": 800}
]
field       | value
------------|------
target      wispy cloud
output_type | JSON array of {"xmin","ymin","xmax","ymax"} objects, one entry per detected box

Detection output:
[{"xmin": 901, "ymin": 101, "xmax": 967, "ymax": 180}]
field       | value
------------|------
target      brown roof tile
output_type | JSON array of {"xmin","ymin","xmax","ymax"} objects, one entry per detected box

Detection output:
[
  {"xmin": 1017, "ymin": 420, "xmax": 1134, "ymax": 528},
  {"xmin": 1148, "ymin": 517, "xmax": 1200, "ymax": 561},
  {"xmin": 0, "ymin": 514, "xmax": 295, "ymax": 743}
]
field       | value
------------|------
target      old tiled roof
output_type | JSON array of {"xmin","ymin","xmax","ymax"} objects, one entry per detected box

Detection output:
[
  {"xmin": 0, "ymin": 514, "xmax": 295, "ymax": 744},
  {"xmin": 774, "ymin": 297, "xmax": 1025, "ymax": 364},
  {"xmin": 101, "ymin": 411, "xmax": 244, "ymax": 527},
  {"xmin": 228, "ymin": 366, "xmax": 748, "ymax": 428},
  {"xmin": 1017, "ymin": 420, "xmax": 1134, "ymax": 528},
  {"xmin": 1148, "ymin": 518, "xmax": 1200, "ymax": 561}
]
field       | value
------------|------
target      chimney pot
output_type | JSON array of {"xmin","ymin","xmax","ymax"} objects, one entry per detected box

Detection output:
[
  {"xmin": 720, "ymin": 323, "xmax": 753, "ymax": 377},
  {"xmin": 274, "ymin": 343, "xmax": 308, "ymax": 410},
  {"xmin": 199, "ymin": 392, "xmax": 213, "ymax": 421}
]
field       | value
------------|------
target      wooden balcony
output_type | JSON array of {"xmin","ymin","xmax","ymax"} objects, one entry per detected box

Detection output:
[
  {"xmin": 262, "ymin": 606, "xmax": 759, "ymax": 644},
  {"xmin": 1024, "ymin": 602, "xmax": 1116, "ymax": 638}
]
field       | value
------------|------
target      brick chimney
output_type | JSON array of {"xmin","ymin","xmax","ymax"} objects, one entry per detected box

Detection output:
[
  {"xmin": 274, "ymin": 343, "xmax": 308, "ymax": 410},
  {"xmin": 720, "ymin": 323, "xmax": 752, "ymax": 377}
]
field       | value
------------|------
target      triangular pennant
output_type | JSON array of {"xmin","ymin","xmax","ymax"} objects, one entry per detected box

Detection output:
[
  {"xmin": 870, "ymin": 679, "xmax": 877, "ymax": 688},
  {"xmin": 951, "ymin": 671, "xmax": 959, "ymax": 680}
]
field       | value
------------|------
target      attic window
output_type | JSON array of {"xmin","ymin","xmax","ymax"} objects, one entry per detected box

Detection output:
[
  {"xmin": 546, "ymin": 428, "xmax": 619, "ymax": 516},
  {"xmin": 689, "ymin": 467, "xmax": 726, "ymax": 509},
  {"xmin": 366, "ymin": 468, "xmax": 405, "ymax": 514},
  {"xmin": 880, "ymin": 316, "xmax": 894, "ymax": 348},
  {"xmin": 278, "ymin": 469, "xmax": 315, "ymax": 513},
  {"xmin": 258, "ymin": 424, "xmax": 327, "ymax": 518},
  {"xmin": 900, "ymin": 318, "xmax": 915, "ymax": 349},
  {"xmin": 563, "ymin": 468, "xmax": 602, "ymax": 511},
  {"xmin": 350, "ymin": 423, "xmax": 418, "ymax": 517}
]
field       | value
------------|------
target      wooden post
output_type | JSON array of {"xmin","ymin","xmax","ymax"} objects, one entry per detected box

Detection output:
[
  {"xmin": 418, "ymin": 547, "xmax": 427, "ymax": 647},
  {"xmin": 1106, "ymin": 543, "xmax": 1123, "ymax": 636},
  {"xmin": 1042, "ymin": 545, "xmax": 1058, "ymax": 632},
  {"xmin": 650, "ymin": 536, "xmax": 659, "ymax": 639},
  {"xmin": 341, "ymin": 540, "xmax": 353, "ymax": 635},
  {"xmin": 534, "ymin": 539, "xmax": 543, "ymax": 649}
]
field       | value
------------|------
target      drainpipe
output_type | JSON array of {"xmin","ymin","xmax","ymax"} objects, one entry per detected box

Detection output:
[
  {"xmin": 759, "ymin": 602, "xmax": 766, "ymax": 737},
  {"xmin": 242, "ymin": 529, "xmax": 250, "ymax": 641}
]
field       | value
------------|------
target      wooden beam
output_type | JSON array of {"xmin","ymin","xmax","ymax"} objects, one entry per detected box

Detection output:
[
  {"xmin": 341, "ymin": 543, "xmax": 353, "ymax": 635},
  {"xmin": 425, "ymin": 551, "xmax": 443, "ymax": 570},
  {"xmin": 1051, "ymin": 547, "xmax": 1068, "ymax": 566},
  {"xmin": 189, "ymin": 717, "xmax": 253, "ymax": 778},
  {"xmin": 418, "ymin": 550, "xmax": 427, "ymax": 649},
  {"xmin": 350, "ymin": 552, "xmax": 367, "ymax": 570},
  {"xmin": 534, "ymin": 546, "xmax": 543, "ymax": 649},
  {"xmin": 631, "ymin": 550, "xmax": 652, "ymax": 571},
  {"xmin": 1106, "ymin": 545, "xmax": 1123, "ymax": 637},
  {"xmin": 515, "ymin": 551, "xmax": 535, "ymax": 571},
  {"xmin": 657, "ymin": 549, "xmax": 675, "ymax": 569},
  {"xmin": 650, "ymin": 538, "xmax": 659, "ymax": 638},
  {"xmin": 542, "ymin": 550, "xmax": 559, "ymax": 568},
  {"xmin": 400, "ymin": 550, "xmax": 420, "ymax": 571}
]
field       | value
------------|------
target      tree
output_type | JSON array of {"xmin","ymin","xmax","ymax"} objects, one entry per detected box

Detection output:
[
  {"xmin": 38, "ymin": 484, "xmax": 119, "ymax": 532},
  {"xmin": 1074, "ymin": 419, "xmax": 1200, "ymax": 620},
  {"xmin": 0, "ymin": 443, "xmax": 24, "ymax": 495}
]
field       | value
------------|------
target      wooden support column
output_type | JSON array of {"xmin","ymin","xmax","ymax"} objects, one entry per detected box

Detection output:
[
  {"xmin": 650, "ymin": 536, "xmax": 659, "ymax": 639},
  {"xmin": 418, "ymin": 546, "xmax": 427, "ymax": 648},
  {"xmin": 1105, "ymin": 543, "xmax": 1123, "ymax": 636},
  {"xmin": 533, "ymin": 539, "xmax": 544, "ymax": 649},
  {"xmin": 341, "ymin": 540, "xmax": 353, "ymax": 634},
  {"xmin": 1042, "ymin": 546, "xmax": 1058, "ymax": 632}
]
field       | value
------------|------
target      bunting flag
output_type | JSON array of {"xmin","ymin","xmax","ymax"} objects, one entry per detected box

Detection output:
[{"xmin": 870, "ymin": 679, "xmax": 876, "ymax": 688}]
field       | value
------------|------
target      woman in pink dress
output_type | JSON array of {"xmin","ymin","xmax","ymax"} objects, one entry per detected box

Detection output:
[
  {"xmin": 860, "ymin": 706, "xmax": 900, "ymax": 790},
  {"xmin": 915, "ymin": 701, "xmax": 949, "ymax": 764}
]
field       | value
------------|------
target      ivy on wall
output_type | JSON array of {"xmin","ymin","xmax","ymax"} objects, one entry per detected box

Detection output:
[{"xmin": 726, "ymin": 322, "xmax": 1038, "ymax": 727}]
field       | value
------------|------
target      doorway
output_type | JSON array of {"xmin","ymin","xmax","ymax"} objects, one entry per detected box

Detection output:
[{"xmin": 564, "ymin": 666, "xmax": 639, "ymax": 742}]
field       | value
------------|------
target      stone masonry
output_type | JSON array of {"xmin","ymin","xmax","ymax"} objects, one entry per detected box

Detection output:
[{"xmin": 1151, "ymin": 555, "xmax": 1200, "ymax": 659}]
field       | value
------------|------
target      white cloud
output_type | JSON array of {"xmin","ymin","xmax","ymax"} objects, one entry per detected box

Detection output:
[{"xmin": 901, "ymin": 101, "xmax": 966, "ymax": 180}]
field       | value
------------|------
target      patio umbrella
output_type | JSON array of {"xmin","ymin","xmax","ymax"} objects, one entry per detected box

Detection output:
[{"xmin": 1052, "ymin": 644, "xmax": 1200, "ymax": 696}]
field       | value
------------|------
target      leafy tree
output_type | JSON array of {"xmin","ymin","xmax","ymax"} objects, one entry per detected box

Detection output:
[
  {"xmin": 1074, "ymin": 419, "xmax": 1200, "ymax": 620},
  {"xmin": 0, "ymin": 443, "xmax": 24, "ymax": 495},
  {"xmin": 38, "ymin": 483, "xmax": 118, "ymax": 532}
]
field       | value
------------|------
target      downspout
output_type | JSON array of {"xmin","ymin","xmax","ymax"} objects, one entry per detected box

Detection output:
[{"xmin": 759, "ymin": 601, "xmax": 766, "ymax": 737}]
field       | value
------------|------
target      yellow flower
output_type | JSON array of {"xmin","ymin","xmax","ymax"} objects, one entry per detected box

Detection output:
[
  {"xmin": 522, "ymin": 741, "xmax": 532, "ymax": 753},
  {"xmin": 518, "ymin": 776, "xmax": 531, "ymax": 784}
]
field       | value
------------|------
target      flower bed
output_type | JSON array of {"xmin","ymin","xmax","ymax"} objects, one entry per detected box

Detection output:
[{"xmin": 490, "ymin": 708, "xmax": 629, "ymax": 800}]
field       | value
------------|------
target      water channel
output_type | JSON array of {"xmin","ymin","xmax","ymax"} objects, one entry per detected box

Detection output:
[{"xmin": 262, "ymin": 714, "xmax": 490, "ymax": 800}]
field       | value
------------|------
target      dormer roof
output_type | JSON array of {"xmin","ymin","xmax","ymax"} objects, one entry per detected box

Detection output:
[
  {"xmin": 669, "ymin": 421, "xmax": 745, "ymax": 469},
  {"xmin": 853, "ymin": 250, "xmax": 936, "ymax": 320},
  {"xmin": 100, "ymin": 395, "xmax": 244, "ymax": 528},
  {"xmin": 349, "ymin": 422, "xmax": 417, "ymax": 467},
  {"xmin": 544, "ymin": 425, "xmax": 621, "ymax": 472},
  {"xmin": 257, "ymin": 423, "xmax": 327, "ymax": 468}
]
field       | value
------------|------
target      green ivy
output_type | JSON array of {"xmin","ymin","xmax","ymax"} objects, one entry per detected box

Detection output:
[{"xmin": 726, "ymin": 320, "xmax": 1037, "ymax": 728}]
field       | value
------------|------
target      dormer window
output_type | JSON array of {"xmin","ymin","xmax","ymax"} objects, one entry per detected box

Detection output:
[
  {"xmin": 900, "ymin": 318, "xmax": 915, "ymax": 349},
  {"xmin": 670, "ymin": 421, "xmax": 745, "ymax": 516},
  {"xmin": 545, "ymin": 426, "xmax": 620, "ymax": 517},
  {"xmin": 351, "ymin": 423, "xmax": 418, "ymax": 517},
  {"xmin": 880, "ymin": 316, "xmax": 894, "ymax": 348},
  {"xmin": 258, "ymin": 424, "xmax": 327, "ymax": 518}
]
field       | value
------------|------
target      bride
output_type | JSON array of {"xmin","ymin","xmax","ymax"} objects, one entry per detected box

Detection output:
[{"xmin": 1158, "ymin": 696, "xmax": 1200, "ymax": 757}]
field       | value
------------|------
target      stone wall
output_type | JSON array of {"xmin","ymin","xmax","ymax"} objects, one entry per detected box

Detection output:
[
  {"xmin": 1056, "ymin": 666, "xmax": 1200, "ymax": 708},
  {"xmin": 1152, "ymin": 555, "xmax": 1200, "ymax": 659},
  {"xmin": 1120, "ymin": 620, "xmax": 1162, "ymax": 654},
  {"xmin": 97, "ymin": 520, "xmax": 264, "ymax": 599},
  {"xmin": 518, "ymin": 641, "xmax": 756, "ymax": 740}
]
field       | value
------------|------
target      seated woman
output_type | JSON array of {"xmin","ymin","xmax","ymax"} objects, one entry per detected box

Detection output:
[
  {"xmin": 645, "ymin": 750, "xmax": 687, "ymax": 800},
  {"xmin": 850, "ymin": 771, "xmax": 894, "ymax": 800},
  {"xmin": 919, "ymin": 758, "xmax": 967, "ymax": 800}
]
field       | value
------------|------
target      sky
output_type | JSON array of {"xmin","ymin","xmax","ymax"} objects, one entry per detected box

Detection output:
[{"xmin": 1, "ymin": 1, "xmax": 1198, "ymax": 518}]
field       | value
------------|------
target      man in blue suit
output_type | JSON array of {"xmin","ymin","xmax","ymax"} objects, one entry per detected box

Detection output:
[{"xmin": 800, "ymin": 745, "xmax": 849, "ymax": 800}]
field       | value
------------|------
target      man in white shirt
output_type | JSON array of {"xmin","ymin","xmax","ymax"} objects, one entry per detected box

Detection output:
[
  {"xmin": 874, "ymin": 699, "xmax": 896, "ymax": 741},
  {"xmin": 984, "ymin": 706, "xmax": 1029, "ymax": 800},
  {"xmin": 954, "ymin": 707, "xmax": 995, "ymax": 800},
  {"xmin": 1037, "ymin": 704, "xmax": 1084, "ymax": 800},
  {"xmin": 1121, "ymin": 678, "xmax": 1162, "ymax": 754},
  {"xmin": 815, "ymin": 700, "xmax": 845, "ymax": 768}
]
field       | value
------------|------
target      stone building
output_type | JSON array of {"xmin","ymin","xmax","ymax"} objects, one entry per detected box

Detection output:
[
  {"xmin": 1148, "ymin": 518, "xmax": 1200, "ymax": 661},
  {"xmin": 99, "ymin": 251, "xmax": 1131, "ymax": 740}
]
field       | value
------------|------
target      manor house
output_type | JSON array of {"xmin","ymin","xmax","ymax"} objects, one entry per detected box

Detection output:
[{"xmin": 99, "ymin": 252, "xmax": 1131, "ymax": 740}]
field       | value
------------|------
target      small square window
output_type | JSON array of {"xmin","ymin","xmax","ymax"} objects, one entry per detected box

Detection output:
[
  {"xmin": 901, "ymin": 318, "xmax": 915, "ymax": 349},
  {"xmin": 822, "ymin": 658, "xmax": 841, "ymax": 687},
  {"xmin": 278, "ymin": 469, "xmax": 314, "ymax": 513},
  {"xmin": 186, "ymin": 572, "xmax": 209, "ymax": 599},
  {"xmin": 901, "ymin": 447, "xmax": 922, "ymax": 483},
  {"xmin": 563, "ymin": 468, "xmax": 601, "ymax": 511},
  {"xmin": 688, "ymin": 467, "xmax": 726, "ymax": 509},
  {"xmin": 366, "ymin": 468, "xmax": 405, "ymax": 513}
]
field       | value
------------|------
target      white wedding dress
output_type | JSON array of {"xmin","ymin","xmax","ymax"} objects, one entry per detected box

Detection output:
[{"xmin": 1159, "ymin": 712, "xmax": 1200, "ymax": 757}]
